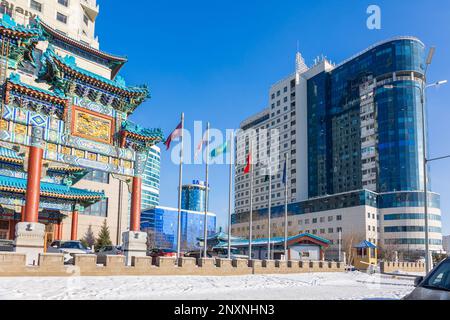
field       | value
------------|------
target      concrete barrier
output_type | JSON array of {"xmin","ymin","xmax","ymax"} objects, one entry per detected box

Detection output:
[
  {"xmin": 216, "ymin": 258, "xmax": 234, "ymax": 274},
  {"xmin": 0, "ymin": 252, "xmax": 26, "ymax": 266},
  {"xmin": 105, "ymin": 255, "xmax": 126, "ymax": 274},
  {"xmin": 177, "ymin": 257, "xmax": 196, "ymax": 267},
  {"xmin": 231, "ymin": 258, "xmax": 253, "ymax": 275},
  {"xmin": 156, "ymin": 256, "xmax": 177, "ymax": 267},
  {"xmin": 0, "ymin": 251, "xmax": 346, "ymax": 277},
  {"xmin": 380, "ymin": 261, "xmax": 425, "ymax": 274},
  {"xmin": 275, "ymin": 260, "xmax": 289, "ymax": 273},
  {"xmin": 131, "ymin": 256, "xmax": 152, "ymax": 270}
]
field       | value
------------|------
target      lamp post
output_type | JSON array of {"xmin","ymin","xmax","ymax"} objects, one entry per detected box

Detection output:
[{"xmin": 383, "ymin": 46, "xmax": 447, "ymax": 273}]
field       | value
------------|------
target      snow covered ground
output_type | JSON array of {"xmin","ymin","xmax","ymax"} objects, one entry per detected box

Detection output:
[{"xmin": 0, "ymin": 272, "xmax": 415, "ymax": 300}]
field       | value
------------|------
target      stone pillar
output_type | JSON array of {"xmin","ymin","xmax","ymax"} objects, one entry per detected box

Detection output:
[
  {"xmin": 71, "ymin": 208, "xmax": 79, "ymax": 241},
  {"xmin": 14, "ymin": 127, "xmax": 46, "ymax": 265},
  {"xmin": 122, "ymin": 152, "xmax": 148, "ymax": 265}
]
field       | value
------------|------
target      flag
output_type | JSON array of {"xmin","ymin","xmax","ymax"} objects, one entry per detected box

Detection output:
[
  {"xmin": 244, "ymin": 153, "xmax": 251, "ymax": 174},
  {"xmin": 164, "ymin": 122, "xmax": 182, "ymax": 150},
  {"xmin": 194, "ymin": 136, "xmax": 209, "ymax": 159},
  {"xmin": 210, "ymin": 141, "xmax": 229, "ymax": 158},
  {"xmin": 282, "ymin": 159, "xmax": 287, "ymax": 184},
  {"xmin": 264, "ymin": 174, "xmax": 270, "ymax": 182}
]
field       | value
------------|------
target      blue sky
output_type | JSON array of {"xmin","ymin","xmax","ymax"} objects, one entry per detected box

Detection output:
[{"xmin": 96, "ymin": 0, "xmax": 450, "ymax": 234}]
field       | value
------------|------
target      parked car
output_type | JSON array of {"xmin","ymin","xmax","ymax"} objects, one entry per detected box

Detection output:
[
  {"xmin": 148, "ymin": 248, "xmax": 177, "ymax": 264},
  {"xmin": 148, "ymin": 248, "xmax": 177, "ymax": 258},
  {"xmin": 403, "ymin": 257, "xmax": 450, "ymax": 300},
  {"xmin": 47, "ymin": 240, "xmax": 93, "ymax": 264},
  {"xmin": 212, "ymin": 247, "xmax": 248, "ymax": 259},
  {"xmin": 184, "ymin": 250, "xmax": 217, "ymax": 259},
  {"xmin": 95, "ymin": 245, "xmax": 123, "ymax": 265},
  {"xmin": 0, "ymin": 239, "xmax": 14, "ymax": 252}
]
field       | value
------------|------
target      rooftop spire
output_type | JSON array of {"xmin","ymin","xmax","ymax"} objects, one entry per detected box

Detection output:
[
  {"xmin": 295, "ymin": 42, "xmax": 308, "ymax": 84},
  {"xmin": 295, "ymin": 50, "xmax": 308, "ymax": 75}
]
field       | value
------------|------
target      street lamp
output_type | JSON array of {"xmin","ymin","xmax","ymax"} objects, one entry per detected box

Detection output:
[{"xmin": 382, "ymin": 46, "xmax": 447, "ymax": 273}]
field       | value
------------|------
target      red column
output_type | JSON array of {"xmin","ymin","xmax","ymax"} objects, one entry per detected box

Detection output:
[
  {"xmin": 9, "ymin": 220, "xmax": 16, "ymax": 240},
  {"xmin": 59, "ymin": 222, "xmax": 63, "ymax": 240},
  {"xmin": 24, "ymin": 146, "xmax": 43, "ymax": 223},
  {"xmin": 54, "ymin": 223, "xmax": 60, "ymax": 240},
  {"xmin": 130, "ymin": 176, "xmax": 142, "ymax": 232},
  {"xmin": 20, "ymin": 206, "xmax": 25, "ymax": 222},
  {"xmin": 71, "ymin": 210, "xmax": 79, "ymax": 240}
]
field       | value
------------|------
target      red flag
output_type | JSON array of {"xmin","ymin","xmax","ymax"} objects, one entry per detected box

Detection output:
[
  {"xmin": 164, "ymin": 122, "xmax": 182, "ymax": 150},
  {"xmin": 244, "ymin": 153, "xmax": 251, "ymax": 174}
]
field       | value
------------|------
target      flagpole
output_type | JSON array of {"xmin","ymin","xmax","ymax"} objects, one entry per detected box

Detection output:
[
  {"xmin": 203, "ymin": 122, "xmax": 210, "ymax": 259},
  {"xmin": 248, "ymin": 140, "xmax": 254, "ymax": 260},
  {"xmin": 284, "ymin": 152, "xmax": 289, "ymax": 260},
  {"xmin": 267, "ymin": 164, "xmax": 272, "ymax": 261},
  {"xmin": 176, "ymin": 112, "xmax": 184, "ymax": 259},
  {"xmin": 227, "ymin": 131, "xmax": 233, "ymax": 260}
]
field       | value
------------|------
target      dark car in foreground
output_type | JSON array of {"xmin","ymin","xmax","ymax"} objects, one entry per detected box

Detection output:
[{"xmin": 403, "ymin": 257, "xmax": 450, "ymax": 300}]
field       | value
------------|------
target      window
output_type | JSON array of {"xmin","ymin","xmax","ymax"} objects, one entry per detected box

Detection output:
[
  {"xmin": 422, "ymin": 259, "xmax": 450, "ymax": 291},
  {"xmin": 57, "ymin": 12, "xmax": 68, "ymax": 24},
  {"xmin": 83, "ymin": 170, "xmax": 110, "ymax": 184},
  {"xmin": 58, "ymin": 0, "xmax": 69, "ymax": 6},
  {"xmin": 83, "ymin": 14, "xmax": 89, "ymax": 26},
  {"xmin": 337, "ymin": 215, "xmax": 342, "ymax": 221},
  {"xmin": 84, "ymin": 199, "xmax": 108, "ymax": 217},
  {"xmin": 30, "ymin": 0, "xmax": 42, "ymax": 12}
]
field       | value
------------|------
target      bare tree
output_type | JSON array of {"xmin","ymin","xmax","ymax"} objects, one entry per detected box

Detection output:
[{"xmin": 341, "ymin": 231, "xmax": 365, "ymax": 266}]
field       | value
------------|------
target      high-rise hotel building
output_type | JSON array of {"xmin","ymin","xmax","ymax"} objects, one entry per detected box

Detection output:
[
  {"xmin": 233, "ymin": 37, "xmax": 443, "ymax": 258},
  {"xmin": 1, "ymin": 0, "xmax": 99, "ymax": 49}
]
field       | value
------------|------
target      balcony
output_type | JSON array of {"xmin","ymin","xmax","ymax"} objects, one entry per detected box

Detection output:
[{"xmin": 81, "ymin": 0, "xmax": 100, "ymax": 21}]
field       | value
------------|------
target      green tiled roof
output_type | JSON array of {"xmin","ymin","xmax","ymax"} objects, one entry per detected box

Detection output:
[
  {"xmin": 0, "ymin": 14, "xmax": 42, "ymax": 36},
  {"xmin": 44, "ymin": 46, "xmax": 148, "ymax": 96},
  {"xmin": 122, "ymin": 120, "xmax": 164, "ymax": 140},
  {"xmin": 9, "ymin": 73, "xmax": 66, "ymax": 99},
  {"xmin": 0, "ymin": 174, "xmax": 104, "ymax": 200},
  {"xmin": 0, "ymin": 146, "xmax": 22, "ymax": 162},
  {"xmin": 215, "ymin": 233, "xmax": 331, "ymax": 248}
]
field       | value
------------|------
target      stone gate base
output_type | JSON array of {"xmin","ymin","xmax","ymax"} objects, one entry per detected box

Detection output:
[{"xmin": 13, "ymin": 222, "xmax": 45, "ymax": 265}]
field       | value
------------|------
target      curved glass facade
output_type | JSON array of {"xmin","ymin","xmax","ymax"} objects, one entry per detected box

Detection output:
[
  {"xmin": 181, "ymin": 181, "xmax": 208, "ymax": 212},
  {"xmin": 378, "ymin": 191, "xmax": 440, "ymax": 209},
  {"xmin": 307, "ymin": 38, "xmax": 427, "ymax": 197},
  {"xmin": 376, "ymin": 82, "xmax": 425, "ymax": 193},
  {"xmin": 141, "ymin": 146, "xmax": 161, "ymax": 210}
]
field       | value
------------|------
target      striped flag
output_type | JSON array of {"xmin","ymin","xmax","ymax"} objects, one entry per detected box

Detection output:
[
  {"xmin": 194, "ymin": 136, "xmax": 210, "ymax": 159},
  {"xmin": 210, "ymin": 141, "xmax": 229, "ymax": 159},
  {"xmin": 164, "ymin": 122, "xmax": 182, "ymax": 150}
]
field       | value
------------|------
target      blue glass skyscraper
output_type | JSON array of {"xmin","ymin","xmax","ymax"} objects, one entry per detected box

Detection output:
[
  {"xmin": 141, "ymin": 145, "xmax": 161, "ymax": 210},
  {"xmin": 181, "ymin": 180, "xmax": 208, "ymax": 212}
]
